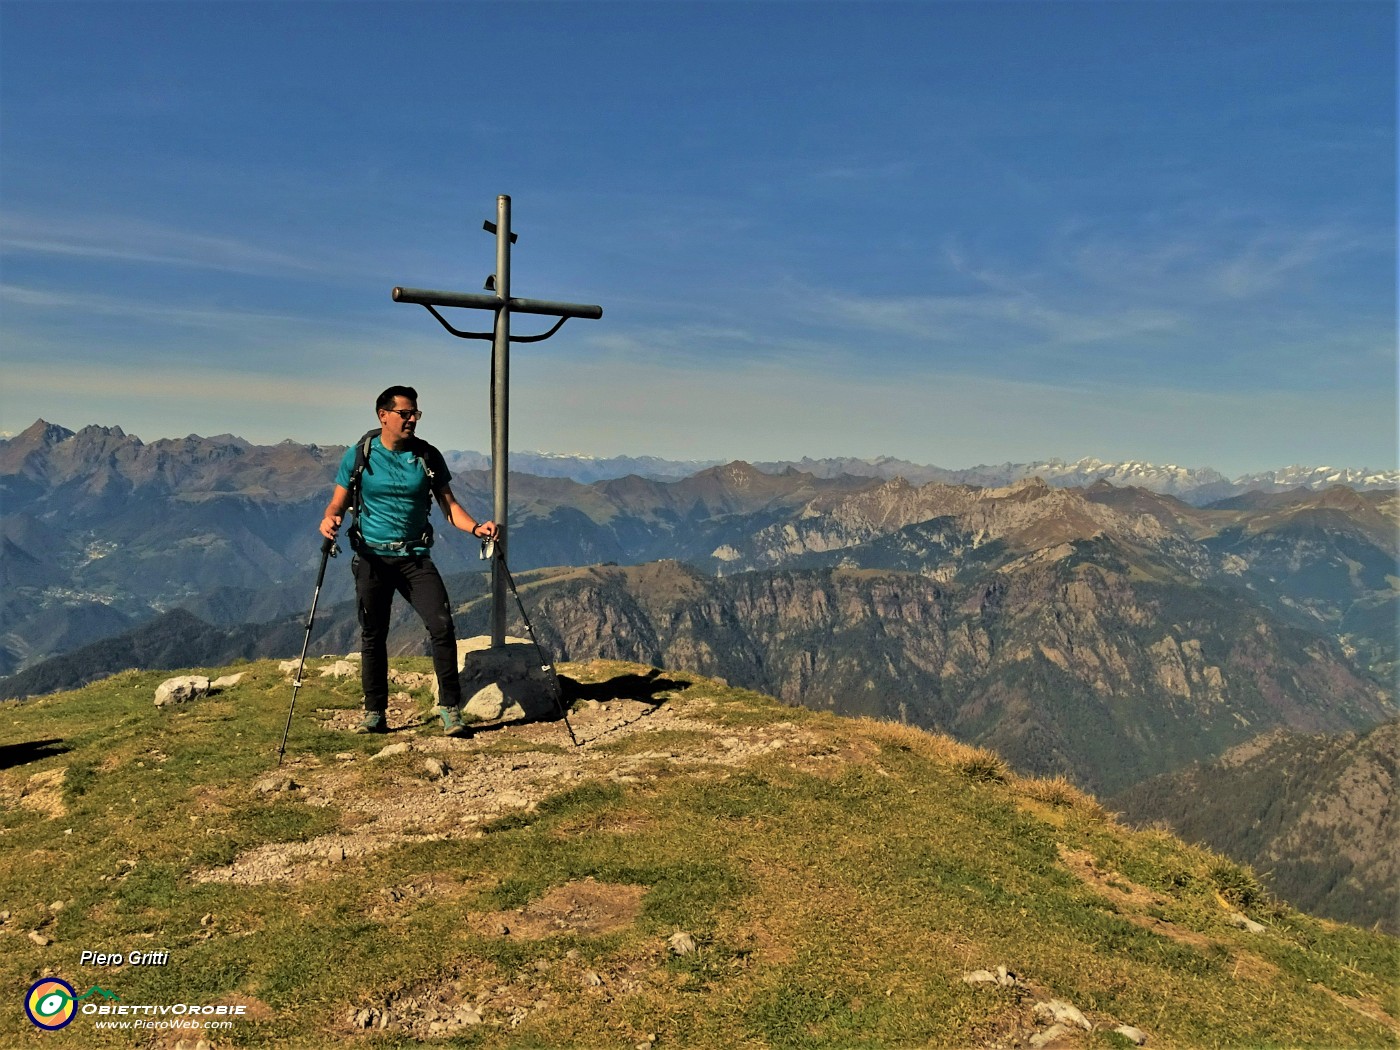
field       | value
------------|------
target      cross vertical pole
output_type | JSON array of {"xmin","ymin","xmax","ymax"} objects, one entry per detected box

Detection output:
[
  {"xmin": 491, "ymin": 195, "xmax": 511, "ymax": 649},
  {"xmin": 391, "ymin": 199, "xmax": 601, "ymax": 654}
]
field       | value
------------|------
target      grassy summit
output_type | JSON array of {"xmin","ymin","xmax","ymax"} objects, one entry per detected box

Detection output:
[{"xmin": 1, "ymin": 659, "xmax": 1395, "ymax": 1048}]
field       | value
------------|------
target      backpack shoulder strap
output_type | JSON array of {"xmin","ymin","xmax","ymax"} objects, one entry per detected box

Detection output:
[
  {"xmin": 348, "ymin": 429, "xmax": 380, "ymax": 518},
  {"xmin": 411, "ymin": 439, "xmax": 449, "ymax": 493}
]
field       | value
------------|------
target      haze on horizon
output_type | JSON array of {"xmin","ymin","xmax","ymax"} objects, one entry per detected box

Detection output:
[{"xmin": 1, "ymin": 2, "xmax": 1394, "ymax": 480}]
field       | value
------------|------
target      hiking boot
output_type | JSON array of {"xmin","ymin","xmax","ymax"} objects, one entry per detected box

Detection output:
[
  {"xmin": 352, "ymin": 711, "xmax": 388, "ymax": 734},
  {"xmin": 439, "ymin": 705, "xmax": 469, "ymax": 738}
]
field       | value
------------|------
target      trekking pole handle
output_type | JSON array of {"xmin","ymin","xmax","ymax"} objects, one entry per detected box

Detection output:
[{"xmin": 314, "ymin": 536, "xmax": 338, "ymax": 584}]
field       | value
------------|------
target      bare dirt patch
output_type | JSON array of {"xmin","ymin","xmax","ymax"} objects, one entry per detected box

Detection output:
[
  {"xmin": 193, "ymin": 666, "xmax": 837, "ymax": 886},
  {"xmin": 17, "ymin": 767, "xmax": 66, "ymax": 818},
  {"xmin": 316, "ymin": 690, "xmax": 432, "ymax": 734},
  {"xmin": 471, "ymin": 879, "xmax": 647, "ymax": 940}
]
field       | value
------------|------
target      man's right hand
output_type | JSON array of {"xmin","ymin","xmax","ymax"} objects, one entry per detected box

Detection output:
[{"xmin": 319, "ymin": 514, "xmax": 342, "ymax": 541}]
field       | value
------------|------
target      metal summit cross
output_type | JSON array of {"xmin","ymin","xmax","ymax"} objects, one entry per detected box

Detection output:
[{"xmin": 392, "ymin": 195, "xmax": 602, "ymax": 649}]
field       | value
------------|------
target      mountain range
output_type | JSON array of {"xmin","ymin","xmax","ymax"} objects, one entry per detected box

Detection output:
[
  {"xmin": 434, "ymin": 446, "xmax": 1400, "ymax": 501},
  {"xmin": 4, "ymin": 419, "xmax": 1396, "ymax": 930},
  {"xmin": 4, "ymin": 420, "xmax": 1394, "ymax": 689},
  {"xmin": 437, "ymin": 448, "xmax": 1400, "ymax": 505}
]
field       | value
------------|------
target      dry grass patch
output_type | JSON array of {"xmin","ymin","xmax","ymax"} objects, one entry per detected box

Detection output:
[
  {"xmin": 1013, "ymin": 773, "xmax": 1112, "ymax": 821},
  {"xmin": 858, "ymin": 717, "xmax": 1012, "ymax": 783}
]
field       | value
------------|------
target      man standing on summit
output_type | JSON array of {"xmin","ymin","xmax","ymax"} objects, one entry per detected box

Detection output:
[{"xmin": 319, "ymin": 386, "xmax": 497, "ymax": 737}]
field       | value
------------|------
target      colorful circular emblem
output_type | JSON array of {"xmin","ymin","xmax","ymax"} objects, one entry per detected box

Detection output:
[{"xmin": 26, "ymin": 978, "xmax": 77, "ymax": 1030}]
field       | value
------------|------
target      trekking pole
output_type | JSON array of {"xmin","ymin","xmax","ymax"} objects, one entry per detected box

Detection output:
[
  {"xmin": 276, "ymin": 536, "xmax": 339, "ymax": 766},
  {"xmin": 485, "ymin": 540, "xmax": 580, "ymax": 747}
]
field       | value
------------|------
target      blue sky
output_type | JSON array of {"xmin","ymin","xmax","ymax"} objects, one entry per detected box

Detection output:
[{"xmin": 1, "ymin": 1, "xmax": 1394, "ymax": 476}]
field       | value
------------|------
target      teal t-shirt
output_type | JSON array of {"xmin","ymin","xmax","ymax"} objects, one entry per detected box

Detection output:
[{"xmin": 336, "ymin": 437, "xmax": 448, "ymax": 556}]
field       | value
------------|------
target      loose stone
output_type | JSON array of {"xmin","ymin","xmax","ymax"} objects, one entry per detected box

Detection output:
[
  {"xmin": 1034, "ymin": 999, "xmax": 1091, "ymax": 1030},
  {"xmin": 1227, "ymin": 911, "xmax": 1267, "ymax": 934},
  {"xmin": 154, "ymin": 675, "xmax": 211, "ymax": 707},
  {"xmin": 1030, "ymin": 1023, "xmax": 1072, "ymax": 1048}
]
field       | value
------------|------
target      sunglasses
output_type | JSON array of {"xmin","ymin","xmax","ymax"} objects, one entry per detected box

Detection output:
[{"xmin": 382, "ymin": 409, "xmax": 423, "ymax": 420}]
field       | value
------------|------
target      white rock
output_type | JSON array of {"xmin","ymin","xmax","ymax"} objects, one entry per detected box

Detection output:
[
  {"xmin": 962, "ymin": 969, "xmax": 999, "ymax": 985},
  {"xmin": 1034, "ymin": 999, "xmax": 1091, "ymax": 1030},
  {"xmin": 1030, "ymin": 1023, "xmax": 1072, "ymax": 1048},
  {"xmin": 154, "ymin": 676, "xmax": 211, "ymax": 707},
  {"xmin": 1227, "ymin": 912, "xmax": 1267, "ymax": 934},
  {"xmin": 372, "ymin": 743, "xmax": 412, "ymax": 760},
  {"xmin": 279, "ymin": 660, "xmax": 300, "ymax": 675},
  {"xmin": 255, "ymin": 775, "xmax": 297, "ymax": 794},
  {"xmin": 1115, "ymin": 1025, "xmax": 1148, "ymax": 1045},
  {"xmin": 319, "ymin": 660, "xmax": 357, "ymax": 678},
  {"xmin": 211, "ymin": 673, "xmax": 244, "ymax": 690},
  {"xmin": 668, "ymin": 931, "xmax": 697, "ymax": 955},
  {"xmin": 28, "ymin": 931, "xmax": 50, "ymax": 946},
  {"xmin": 465, "ymin": 683, "xmax": 509, "ymax": 721},
  {"xmin": 456, "ymin": 1005, "xmax": 483, "ymax": 1024},
  {"xmin": 423, "ymin": 758, "xmax": 449, "ymax": 780}
]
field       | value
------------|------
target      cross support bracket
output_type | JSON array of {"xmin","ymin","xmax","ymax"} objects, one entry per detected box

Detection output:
[{"xmin": 391, "ymin": 287, "xmax": 603, "ymax": 343}]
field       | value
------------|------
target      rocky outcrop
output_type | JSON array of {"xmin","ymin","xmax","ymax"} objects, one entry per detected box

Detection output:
[{"xmin": 486, "ymin": 558, "xmax": 1392, "ymax": 796}]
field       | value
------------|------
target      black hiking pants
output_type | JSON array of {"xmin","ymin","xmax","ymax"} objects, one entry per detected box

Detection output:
[{"xmin": 352, "ymin": 551, "xmax": 461, "ymax": 712}]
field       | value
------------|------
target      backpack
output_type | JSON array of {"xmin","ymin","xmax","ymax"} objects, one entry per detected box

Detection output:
[{"xmin": 345, "ymin": 429, "xmax": 446, "ymax": 553}]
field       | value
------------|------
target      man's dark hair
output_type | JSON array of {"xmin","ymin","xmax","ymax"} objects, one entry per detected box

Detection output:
[{"xmin": 376, "ymin": 386, "xmax": 418, "ymax": 412}]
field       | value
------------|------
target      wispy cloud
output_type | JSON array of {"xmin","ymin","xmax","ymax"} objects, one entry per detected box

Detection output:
[
  {"xmin": 0, "ymin": 211, "xmax": 330, "ymax": 278},
  {"xmin": 0, "ymin": 282, "xmax": 319, "ymax": 330},
  {"xmin": 1063, "ymin": 216, "xmax": 1385, "ymax": 304},
  {"xmin": 801, "ymin": 285, "xmax": 1182, "ymax": 349}
]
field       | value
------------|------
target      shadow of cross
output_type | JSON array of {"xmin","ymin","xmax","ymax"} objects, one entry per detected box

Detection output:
[
  {"xmin": 0, "ymin": 738, "xmax": 70, "ymax": 771},
  {"xmin": 556, "ymin": 670, "xmax": 692, "ymax": 707}
]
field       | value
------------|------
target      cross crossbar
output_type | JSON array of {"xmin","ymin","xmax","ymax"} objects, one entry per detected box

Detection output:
[{"xmin": 391, "ymin": 286, "xmax": 603, "ymax": 320}]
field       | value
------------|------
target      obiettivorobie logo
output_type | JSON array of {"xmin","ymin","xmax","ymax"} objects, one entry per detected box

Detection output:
[
  {"xmin": 25, "ymin": 980, "xmax": 119, "ymax": 1031},
  {"xmin": 25, "ymin": 979, "xmax": 248, "ymax": 1032}
]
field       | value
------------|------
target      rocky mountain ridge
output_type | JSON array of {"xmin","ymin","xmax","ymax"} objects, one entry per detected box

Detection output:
[
  {"xmin": 4, "ymin": 421, "xmax": 1394, "ymax": 705},
  {"xmin": 1112, "ymin": 720, "xmax": 1399, "ymax": 935},
  {"xmin": 7, "ymin": 418, "xmax": 1395, "ymax": 498},
  {"xmin": 476, "ymin": 558, "xmax": 1392, "ymax": 795}
]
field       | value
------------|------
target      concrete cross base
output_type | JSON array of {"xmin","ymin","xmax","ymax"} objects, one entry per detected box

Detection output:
[{"xmin": 456, "ymin": 635, "xmax": 560, "ymax": 723}]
